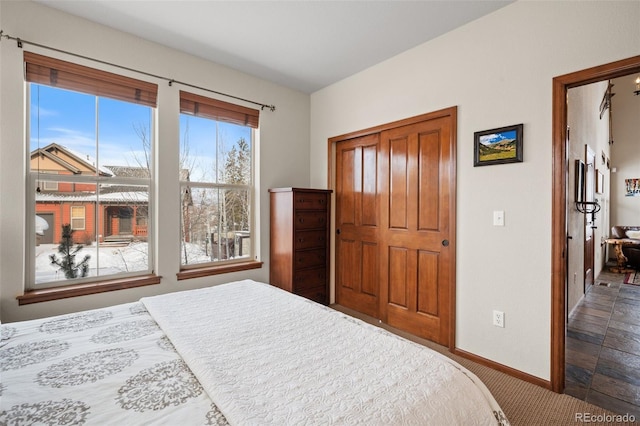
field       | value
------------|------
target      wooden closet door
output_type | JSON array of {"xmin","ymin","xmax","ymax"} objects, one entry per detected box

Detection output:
[
  {"xmin": 335, "ymin": 134, "xmax": 380, "ymax": 317},
  {"xmin": 379, "ymin": 115, "xmax": 454, "ymax": 346}
]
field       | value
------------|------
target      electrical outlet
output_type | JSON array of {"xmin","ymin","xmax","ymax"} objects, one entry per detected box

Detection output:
[
  {"xmin": 493, "ymin": 210, "xmax": 505, "ymax": 226},
  {"xmin": 493, "ymin": 310, "xmax": 505, "ymax": 328}
]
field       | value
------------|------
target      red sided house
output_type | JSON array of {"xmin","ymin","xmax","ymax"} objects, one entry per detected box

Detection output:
[{"xmin": 32, "ymin": 143, "xmax": 149, "ymax": 245}]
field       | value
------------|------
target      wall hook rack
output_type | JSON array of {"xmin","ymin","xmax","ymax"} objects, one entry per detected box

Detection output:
[{"xmin": 575, "ymin": 200, "xmax": 601, "ymax": 215}]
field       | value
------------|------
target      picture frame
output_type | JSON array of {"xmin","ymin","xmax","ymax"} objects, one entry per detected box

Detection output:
[
  {"xmin": 474, "ymin": 124, "xmax": 523, "ymax": 167},
  {"xmin": 575, "ymin": 160, "xmax": 585, "ymax": 202},
  {"xmin": 625, "ymin": 178, "xmax": 640, "ymax": 197},
  {"xmin": 596, "ymin": 169, "xmax": 604, "ymax": 194}
]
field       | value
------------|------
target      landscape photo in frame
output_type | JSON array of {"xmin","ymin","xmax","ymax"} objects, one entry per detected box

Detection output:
[{"xmin": 474, "ymin": 123, "xmax": 523, "ymax": 167}]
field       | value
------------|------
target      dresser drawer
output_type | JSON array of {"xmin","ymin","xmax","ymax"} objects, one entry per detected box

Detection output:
[
  {"xmin": 294, "ymin": 267, "xmax": 326, "ymax": 290},
  {"xmin": 296, "ymin": 285, "xmax": 327, "ymax": 305},
  {"xmin": 295, "ymin": 211, "xmax": 327, "ymax": 230},
  {"xmin": 294, "ymin": 248, "xmax": 326, "ymax": 269},
  {"xmin": 294, "ymin": 229, "xmax": 327, "ymax": 250},
  {"xmin": 294, "ymin": 192, "xmax": 328, "ymax": 210}
]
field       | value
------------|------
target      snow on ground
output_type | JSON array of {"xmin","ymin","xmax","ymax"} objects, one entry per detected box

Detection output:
[{"xmin": 35, "ymin": 241, "xmax": 210, "ymax": 284}]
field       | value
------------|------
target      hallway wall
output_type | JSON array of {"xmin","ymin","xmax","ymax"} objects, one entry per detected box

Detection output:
[
  {"xmin": 567, "ymin": 81, "xmax": 611, "ymax": 314},
  {"xmin": 611, "ymin": 75, "xmax": 640, "ymax": 227}
]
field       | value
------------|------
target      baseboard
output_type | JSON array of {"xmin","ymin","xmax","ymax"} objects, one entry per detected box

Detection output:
[
  {"xmin": 568, "ymin": 294, "xmax": 585, "ymax": 318},
  {"xmin": 453, "ymin": 347, "xmax": 552, "ymax": 391}
]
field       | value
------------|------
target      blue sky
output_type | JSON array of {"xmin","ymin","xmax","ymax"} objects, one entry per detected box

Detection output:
[
  {"xmin": 479, "ymin": 130, "xmax": 517, "ymax": 146},
  {"xmin": 30, "ymin": 84, "xmax": 250, "ymax": 179},
  {"xmin": 179, "ymin": 114, "xmax": 251, "ymax": 182}
]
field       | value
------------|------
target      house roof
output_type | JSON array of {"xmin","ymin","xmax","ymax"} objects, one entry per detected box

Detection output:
[
  {"xmin": 105, "ymin": 165, "xmax": 151, "ymax": 179},
  {"xmin": 36, "ymin": 191, "xmax": 148, "ymax": 204},
  {"xmin": 31, "ymin": 148, "xmax": 81, "ymax": 173},
  {"xmin": 32, "ymin": 143, "xmax": 115, "ymax": 177}
]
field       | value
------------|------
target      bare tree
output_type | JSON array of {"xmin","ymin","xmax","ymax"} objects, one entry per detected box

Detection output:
[{"xmin": 130, "ymin": 121, "xmax": 196, "ymax": 177}]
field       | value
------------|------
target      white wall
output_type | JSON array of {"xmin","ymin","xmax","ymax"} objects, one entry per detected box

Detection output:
[
  {"xmin": 611, "ymin": 75, "xmax": 640, "ymax": 226},
  {"xmin": 310, "ymin": 1, "xmax": 639, "ymax": 380},
  {"xmin": 0, "ymin": 1, "xmax": 3, "ymax": 307},
  {"xmin": 567, "ymin": 81, "xmax": 611, "ymax": 313},
  {"xmin": 0, "ymin": 1, "xmax": 310, "ymax": 322}
]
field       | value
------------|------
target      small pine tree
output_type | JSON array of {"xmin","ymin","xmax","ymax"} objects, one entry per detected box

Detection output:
[{"xmin": 49, "ymin": 224, "xmax": 91, "ymax": 279}]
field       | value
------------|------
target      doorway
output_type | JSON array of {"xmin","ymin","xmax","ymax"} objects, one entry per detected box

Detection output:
[
  {"xmin": 551, "ymin": 55, "xmax": 640, "ymax": 393},
  {"xmin": 37, "ymin": 213, "xmax": 54, "ymax": 244},
  {"xmin": 118, "ymin": 207, "xmax": 133, "ymax": 234}
]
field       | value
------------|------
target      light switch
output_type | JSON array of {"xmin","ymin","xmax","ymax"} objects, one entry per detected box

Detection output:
[{"xmin": 493, "ymin": 210, "xmax": 505, "ymax": 226}]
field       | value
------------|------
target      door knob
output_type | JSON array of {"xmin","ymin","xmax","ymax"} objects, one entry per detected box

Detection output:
[
  {"xmin": 442, "ymin": 239, "xmax": 449, "ymax": 247},
  {"xmin": 336, "ymin": 229, "xmax": 341, "ymax": 235}
]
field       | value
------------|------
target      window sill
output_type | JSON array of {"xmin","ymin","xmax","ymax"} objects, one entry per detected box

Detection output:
[
  {"xmin": 17, "ymin": 274, "xmax": 161, "ymax": 305},
  {"xmin": 177, "ymin": 260, "xmax": 263, "ymax": 281}
]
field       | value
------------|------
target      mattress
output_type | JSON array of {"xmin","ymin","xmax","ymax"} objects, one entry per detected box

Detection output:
[{"xmin": 1, "ymin": 279, "xmax": 509, "ymax": 425}]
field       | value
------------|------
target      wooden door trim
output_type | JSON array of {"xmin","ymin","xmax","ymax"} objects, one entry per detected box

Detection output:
[
  {"xmin": 328, "ymin": 107, "xmax": 458, "ymax": 146},
  {"xmin": 328, "ymin": 106, "xmax": 457, "ymax": 351},
  {"xmin": 551, "ymin": 55, "xmax": 640, "ymax": 393}
]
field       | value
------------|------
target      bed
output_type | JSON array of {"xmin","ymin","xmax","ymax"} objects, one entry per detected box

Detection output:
[{"xmin": 1, "ymin": 279, "xmax": 509, "ymax": 425}]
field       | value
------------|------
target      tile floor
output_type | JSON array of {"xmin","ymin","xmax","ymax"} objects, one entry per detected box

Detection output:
[{"xmin": 565, "ymin": 268, "xmax": 640, "ymax": 417}]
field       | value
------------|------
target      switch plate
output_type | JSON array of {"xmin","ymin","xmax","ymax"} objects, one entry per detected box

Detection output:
[
  {"xmin": 493, "ymin": 310, "xmax": 505, "ymax": 328},
  {"xmin": 493, "ymin": 210, "xmax": 505, "ymax": 226}
]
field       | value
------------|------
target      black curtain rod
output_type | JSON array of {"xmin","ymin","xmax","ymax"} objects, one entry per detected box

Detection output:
[{"xmin": 0, "ymin": 30, "xmax": 276, "ymax": 112}]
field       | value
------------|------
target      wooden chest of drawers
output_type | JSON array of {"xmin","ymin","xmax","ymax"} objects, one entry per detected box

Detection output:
[{"xmin": 269, "ymin": 188, "xmax": 332, "ymax": 304}]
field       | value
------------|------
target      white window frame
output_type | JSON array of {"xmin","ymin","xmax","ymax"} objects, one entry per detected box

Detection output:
[
  {"xmin": 70, "ymin": 206, "xmax": 86, "ymax": 230},
  {"xmin": 37, "ymin": 171, "xmax": 59, "ymax": 191},
  {"xmin": 43, "ymin": 180, "xmax": 59, "ymax": 191},
  {"xmin": 179, "ymin": 125, "xmax": 257, "ymax": 271}
]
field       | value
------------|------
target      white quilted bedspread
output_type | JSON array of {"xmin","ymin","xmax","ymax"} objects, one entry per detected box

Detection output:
[{"xmin": 142, "ymin": 280, "xmax": 508, "ymax": 425}]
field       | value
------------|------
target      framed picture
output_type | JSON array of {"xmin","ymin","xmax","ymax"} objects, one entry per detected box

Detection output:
[
  {"xmin": 474, "ymin": 124, "xmax": 523, "ymax": 167},
  {"xmin": 575, "ymin": 160, "xmax": 585, "ymax": 202},
  {"xmin": 596, "ymin": 169, "xmax": 604, "ymax": 194},
  {"xmin": 625, "ymin": 178, "xmax": 640, "ymax": 197}
]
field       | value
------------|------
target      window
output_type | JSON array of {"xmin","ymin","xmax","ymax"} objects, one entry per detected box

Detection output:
[
  {"xmin": 178, "ymin": 91, "xmax": 259, "ymax": 273},
  {"xmin": 39, "ymin": 171, "xmax": 59, "ymax": 191},
  {"xmin": 43, "ymin": 181, "xmax": 59, "ymax": 191},
  {"xmin": 70, "ymin": 206, "xmax": 85, "ymax": 230},
  {"xmin": 26, "ymin": 52, "xmax": 158, "ymax": 290}
]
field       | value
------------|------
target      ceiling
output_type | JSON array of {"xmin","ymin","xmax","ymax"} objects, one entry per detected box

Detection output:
[{"xmin": 36, "ymin": 1, "xmax": 512, "ymax": 93}]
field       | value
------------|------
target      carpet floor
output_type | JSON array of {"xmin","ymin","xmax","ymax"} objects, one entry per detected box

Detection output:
[{"xmin": 331, "ymin": 305, "xmax": 628, "ymax": 426}]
